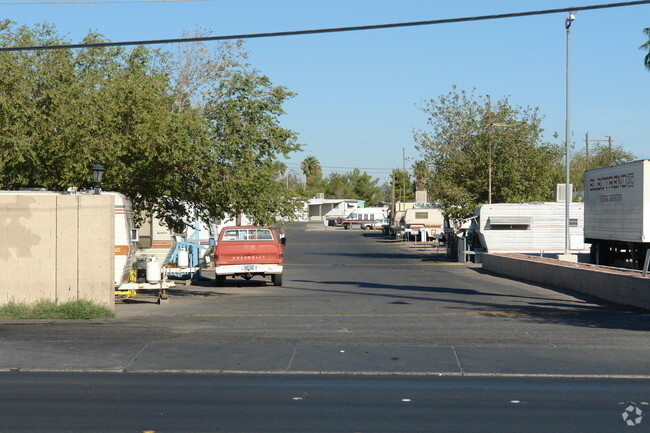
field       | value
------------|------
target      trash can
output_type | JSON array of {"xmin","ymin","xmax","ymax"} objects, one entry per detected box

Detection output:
[{"xmin": 456, "ymin": 237, "xmax": 467, "ymax": 263}]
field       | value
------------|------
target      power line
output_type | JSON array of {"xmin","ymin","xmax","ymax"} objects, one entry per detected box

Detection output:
[{"xmin": 1, "ymin": 0, "xmax": 649, "ymax": 52}]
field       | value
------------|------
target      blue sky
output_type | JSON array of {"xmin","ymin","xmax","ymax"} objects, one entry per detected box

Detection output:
[{"xmin": 2, "ymin": 0, "xmax": 649, "ymax": 182}]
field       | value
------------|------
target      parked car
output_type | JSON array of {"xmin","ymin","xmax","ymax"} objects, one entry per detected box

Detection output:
[{"xmin": 360, "ymin": 218, "xmax": 389, "ymax": 230}]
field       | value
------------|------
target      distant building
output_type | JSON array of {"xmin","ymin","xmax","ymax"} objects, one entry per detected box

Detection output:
[{"xmin": 303, "ymin": 197, "xmax": 364, "ymax": 222}]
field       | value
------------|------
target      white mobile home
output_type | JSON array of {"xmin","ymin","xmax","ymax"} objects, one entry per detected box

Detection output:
[
  {"xmin": 304, "ymin": 198, "xmax": 361, "ymax": 223},
  {"xmin": 473, "ymin": 202, "xmax": 588, "ymax": 254}
]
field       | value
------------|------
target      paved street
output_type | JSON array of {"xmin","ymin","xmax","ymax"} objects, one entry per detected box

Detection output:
[
  {"xmin": 1, "ymin": 221, "xmax": 649, "ymax": 376},
  {"xmin": 1, "ymin": 373, "xmax": 647, "ymax": 433},
  {"xmin": 2, "ymin": 221, "xmax": 650, "ymax": 432}
]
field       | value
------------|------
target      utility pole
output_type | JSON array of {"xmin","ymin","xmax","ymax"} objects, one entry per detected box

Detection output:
[
  {"xmin": 391, "ymin": 169, "xmax": 396, "ymax": 224},
  {"xmin": 487, "ymin": 96, "xmax": 492, "ymax": 204},
  {"xmin": 585, "ymin": 132, "xmax": 614, "ymax": 169},
  {"xmin": 402, "ymin": 147, "xmax": 406, "ymax": 212},
  {"xmin": 585, "ymin": 131, "xmax": 589, "ymax": 170}
]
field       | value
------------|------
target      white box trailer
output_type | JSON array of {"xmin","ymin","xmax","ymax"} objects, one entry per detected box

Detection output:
[
  {"xmin": 584, "ymin": 159, "xmax": 650, "ymax": 267},
  {"xmin": 473, "ymin": 202, "xmax": 588, "ymax": 254}
]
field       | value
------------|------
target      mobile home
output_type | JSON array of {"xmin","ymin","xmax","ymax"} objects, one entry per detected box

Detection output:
[{"xmin": 472, "ymin": 202, "xmax": 588, "ymax": 255}]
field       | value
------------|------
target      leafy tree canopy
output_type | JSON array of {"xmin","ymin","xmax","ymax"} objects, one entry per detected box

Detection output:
[
  {"xmin": 0, "ymin": 21, "xmax": 301, "ymax": 231},
  {"xmin": 391, "ymin": 168, "xmax": 415, "ymax": 203},
  {"xmin": 413, "ymin": 87, "xmax": 564, "ymax": 221},
  {"xmin": 571, "ymin": 141, "xmax": 636, "ymax": 195}
]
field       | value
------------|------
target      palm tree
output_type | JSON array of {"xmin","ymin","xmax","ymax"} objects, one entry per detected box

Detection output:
[
  {"xmin": 412, "ymin": 160, "xmax": 430, "ymax": 191},
  {"xmin": 300, "ymin": 155, "xmax": 322, "ymax": 187},
  {"xmin": 640, "ymin": 28, "xmax": 650, "ymax": 70},
  {"xmin": 270, "ymin": 160, "xmax": 287, "ymax": 182}
]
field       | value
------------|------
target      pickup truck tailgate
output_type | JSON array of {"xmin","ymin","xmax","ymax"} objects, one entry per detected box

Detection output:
[{"xmin": 216, "ymin": 242, "xmax": 282, "ymax": 265}]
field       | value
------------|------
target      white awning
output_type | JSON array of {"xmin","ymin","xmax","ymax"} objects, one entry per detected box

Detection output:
[{"xmin": 487, "ymin": 216, "xmax": 533, "ymax": 226}]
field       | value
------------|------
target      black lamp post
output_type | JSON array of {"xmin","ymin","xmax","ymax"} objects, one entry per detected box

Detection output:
[{"xmin": 92, "ymin": 162, "xmax": 105, "ymax": 194}]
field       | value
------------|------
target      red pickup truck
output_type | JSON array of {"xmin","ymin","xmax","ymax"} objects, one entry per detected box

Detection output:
[{"xmin": 213, "ymin": 226, "xmax": 285, "ymax": 286}]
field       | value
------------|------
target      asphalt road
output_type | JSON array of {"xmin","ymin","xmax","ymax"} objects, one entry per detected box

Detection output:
[
  {"xmin": 2, "ymin": 222, "xmax": 650, "ymax": 432},
  {"xmin": 1, "ymin": 221, "xmax": 649, "ymax": 375},
  {"xmin": 1, "ymin": 372, "xmax": 648, "ymax": 433}
]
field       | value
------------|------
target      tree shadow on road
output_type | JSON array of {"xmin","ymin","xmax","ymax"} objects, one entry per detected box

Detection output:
[
  {"xmin": 289, "ymin": 278, "xmax": 650, "ymax": 332},
  {"xmin": 307, "ymin": 251, "xmax": 448, "ymax": 262}
]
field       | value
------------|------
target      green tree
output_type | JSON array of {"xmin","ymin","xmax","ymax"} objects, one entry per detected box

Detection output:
[
  {"xmin": 392, "ymin": 168, "xmax": 415, "ymax": 204},
  {"xmin": 414, "ymin": 87, "xmax": 564, "ymax": 221},
  {"xmin": 412, "ymin": 160, "xmax": 430, "ymax": 192},
  {"xmin": 640, "ymin": 27, "xmax": 650, "ymax": 70},
  {"xmin": 320, "ymin": 169, "xmax": 382, "ymax": 204},
  {"xmin": 199, "ymin": 68, "xmax": 301, "ymax": 226},
  {"xmin": 346, "ymin": 168, "xmax": 382, "ymax": 205},
  {"xmin": 0, "ymin": 21, "xmax": 301, "ymax": 230},
  {"xmin": 300, "ymin": 155, "xmax": 322, "ymax": 191},
  {"xmin": 324, "ymin": 172, "xmax": 355, "ymax": 199},
  {"xmin": 570, "ymin": 142, "xmax": 636, "ymax": 194}
]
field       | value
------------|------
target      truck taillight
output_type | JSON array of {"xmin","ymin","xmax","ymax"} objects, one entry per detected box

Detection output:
[{"xmin": 279, "ymin": 251, "xmax": 284, "ymax": 260}]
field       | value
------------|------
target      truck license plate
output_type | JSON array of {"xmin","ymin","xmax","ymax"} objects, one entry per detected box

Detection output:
[{"xmin": 243, "ymin": 265, "xmax": 256, "ymax": 271}]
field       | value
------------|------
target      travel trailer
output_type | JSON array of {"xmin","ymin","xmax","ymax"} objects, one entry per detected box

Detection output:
[
  {"xmin": 471, "ymin": 202, "xmax": 589, "ymax": 255},
  {"xmin": 402, "ymin": 206, "xmax": 445, "ymax": 241},
  {"xmin": 107, "ymin": 192, "xmax": 139, "ymax": 287}
]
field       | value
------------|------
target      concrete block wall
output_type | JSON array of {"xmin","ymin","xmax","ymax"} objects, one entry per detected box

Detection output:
[
  {"xmin": 482, "ymin": 254, "xmax": 650, "ymax": 311},
  {"xmin": 0, "ymin": 193, "xmax": 115, "ymax": 311}
]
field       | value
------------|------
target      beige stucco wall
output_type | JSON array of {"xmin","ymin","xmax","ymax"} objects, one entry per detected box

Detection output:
[{"xmin": 0, "ymin": 193, "xmax": 115, "ymax": 311}]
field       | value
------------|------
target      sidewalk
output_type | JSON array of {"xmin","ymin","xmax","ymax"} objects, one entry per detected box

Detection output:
[{"xmin": 3, "ymin": 338, "xmax": 650, "ymax": 377}]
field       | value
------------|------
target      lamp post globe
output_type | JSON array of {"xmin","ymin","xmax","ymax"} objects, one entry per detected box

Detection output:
[{"xmin": 92, "ymin": 162, "xmax": 105, "ymax": 195}]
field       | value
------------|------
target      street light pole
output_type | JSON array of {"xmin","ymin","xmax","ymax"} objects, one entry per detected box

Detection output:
[
  {"xmin": 564, "ymin": 12, "xmax": 575, "ymax": 257},
  {"xmin": 402, "ymin": 147, "xmax": 406, "ymax": 211},
  {"xmin": 487, "ymin": 96, "xmax": 492, "ymax": 204}
]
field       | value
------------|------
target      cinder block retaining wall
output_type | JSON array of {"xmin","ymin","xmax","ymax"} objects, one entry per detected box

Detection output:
[
  {"xmin": 482, "ymin": 254, "xmax": 650, "ymax": 311},
  {"xmin": 0, "ymin": 193, "xmax": 115, "ymax": 311}
]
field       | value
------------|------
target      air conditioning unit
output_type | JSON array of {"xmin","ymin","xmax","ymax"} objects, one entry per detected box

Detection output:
[{"xmin": 555, "ymin": 183, "xmax": 573, "ymax": 203}]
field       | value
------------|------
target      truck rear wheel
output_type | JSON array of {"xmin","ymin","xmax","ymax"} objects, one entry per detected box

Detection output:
[{"xmin": 271, "ymin": 274, "xmax": 283, "ymax": 286}]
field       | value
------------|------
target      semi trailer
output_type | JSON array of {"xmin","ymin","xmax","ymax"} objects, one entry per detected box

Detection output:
[{"xmin": 584, "ymin": 159, "xmax": 650, "ymax": 269}]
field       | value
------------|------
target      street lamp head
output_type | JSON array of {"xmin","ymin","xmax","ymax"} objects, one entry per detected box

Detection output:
[
  {"xmin": 91, "ymin": 161, "xmax": 105, "ymax": 194},
  {"xmin": 565, "ymin": 13, "xmax": 575, "ymax": 29}
]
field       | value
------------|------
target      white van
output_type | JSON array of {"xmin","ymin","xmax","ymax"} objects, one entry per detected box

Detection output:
[{"xmin": 342, "ymin": 207, "xmax": 388, "ymax": 230}]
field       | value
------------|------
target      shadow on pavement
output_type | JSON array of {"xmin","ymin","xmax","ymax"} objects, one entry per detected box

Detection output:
[{"xmin": 289, "ymin": 278, "xmax": 650, "ymax": 332}]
